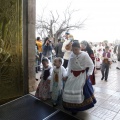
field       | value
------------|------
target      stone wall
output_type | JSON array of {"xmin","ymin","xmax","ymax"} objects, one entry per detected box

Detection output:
[{"xmin": 28, "ymin": 0, "xmax": 36, "ymax": 92}]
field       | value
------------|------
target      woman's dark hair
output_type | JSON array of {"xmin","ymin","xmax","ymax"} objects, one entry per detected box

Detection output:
[
  {"xmin": 86, "ymin": 42, "xmax": 92, "ymax": 51},
  {"xmin": 43, "ymin": 37, "xmax": 49, "ymax": 45},
  {"xmin": 72, "ymin": 41, "xmax": 80, "ymax": 48},
  {"xmin": 65, "ymin": 32, "xmax": 70, "ymax": 35},
  {"xmin": 81, "ymin": 40, "xmax": 93, "ymax": 56},
  {"xmin": 37, "ymin": 37, "xmax": 40, "ymax": 40},
  {"xmin": 58, "ymin": 38, "xmax": 61, "ymax": 42},
  {"xmin": 42, "ymin": 57, "xmax": 49, "ymax": 63},
  {"xmin": 105, "ymin": 46, "xmax": 109, "ymax": 49}
]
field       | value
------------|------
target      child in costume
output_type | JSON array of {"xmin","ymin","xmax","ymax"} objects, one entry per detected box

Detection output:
[
  {"xmin": 35, "ymin": 57, "xmax": 53, "ymax": 100},
  {"xmin": 101, "ymin": 46, "xmax": 112, "ymax": 81},
  {"xmin": 50, "ymin": 57, "xmax": 67, "ymax": 106}
]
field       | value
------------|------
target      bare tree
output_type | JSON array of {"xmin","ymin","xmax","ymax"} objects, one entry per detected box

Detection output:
[{"xmin": 36, "ymin": 4, "xmax": 86, "ymax": 43}]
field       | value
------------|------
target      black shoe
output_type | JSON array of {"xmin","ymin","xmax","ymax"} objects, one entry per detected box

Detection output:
[
  {"xmin": 101, "ymin": 77, "xmax": 104, "ymax": 80},
  {"xmin": 116, "ymin": 67, "xmax": 120, "ymax": 70},
  {"xmin": 36, "ymin": 69, "xmax": 38, "ymax": 73},
  {"xmin": 105, "ymin": 79, "xmax": 107, "ymax": 82},
  {"xmin": 53, "ymin": 103, "xmax": 57, "ymax": 107},
  {"xmin": 72, "ymin": 112, "xmax": 78, "ymax": 115}
]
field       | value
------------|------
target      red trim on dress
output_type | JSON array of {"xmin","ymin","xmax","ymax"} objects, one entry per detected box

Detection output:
[{"xmin": 71, "ymin": 70, "xmax": 85, "ymax": 77}]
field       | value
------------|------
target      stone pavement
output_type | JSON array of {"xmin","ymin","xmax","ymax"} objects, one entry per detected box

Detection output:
[
  {"xmin": 90, "ymin": 62, "xmax": 120, "ymax": 120},
  {"xmin": 32, "ymin": 62, "xmax": 120, "ymax": 120}
]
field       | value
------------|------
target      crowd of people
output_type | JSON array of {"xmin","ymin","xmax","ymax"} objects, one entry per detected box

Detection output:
[{"xmin": 35, "ymin": 32, "xmax": 120, "ymax": 115}]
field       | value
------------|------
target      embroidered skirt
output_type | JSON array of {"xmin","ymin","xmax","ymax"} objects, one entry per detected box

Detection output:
[
  {"xmin": 35, "ymin": 80, "xmax": 51, "ymax": 100},
  {"xmin": 62, "ymin": 70, "xmax": 96, "ymax": 112}
]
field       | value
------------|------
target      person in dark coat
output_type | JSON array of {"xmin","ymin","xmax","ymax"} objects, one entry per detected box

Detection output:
[
  {"xmin": 54, "ymin": 38, "xmax": 64, "ymax": 58},
  {"xmin": 42, "ymin": 37, "xmax": 53, "ymax": 62}
]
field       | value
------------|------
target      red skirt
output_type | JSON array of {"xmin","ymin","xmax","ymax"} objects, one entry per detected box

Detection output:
[
  {"xmin": 90, "ymin": 69, "xmax": 96, "ymax": 85},
  {"xmin": 86, "ymin": 67, "xmax": 96, "ymax": 85}
]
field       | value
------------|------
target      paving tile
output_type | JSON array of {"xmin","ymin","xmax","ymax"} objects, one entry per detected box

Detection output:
[
  {"xmin": 113, "ymin": 92, "xmax": 120, "ymax": 98},
  {"xmin": 100, "ymin": 101, "xmax": 120, "ymax": 112},
  {"xmin": 94, "ymin": 86, "xmax": 116, "ymax": 95},
  {"xmin": 113, "ymin": 114, "xmax": 120, "ymax": 120},
  {"xmin": 30, "ymin": 91, "xmax": 36, "ymax": 95},
  {"xmin": 85, "ymin": 105, "xmax": 98, "ymax": 113},
  {"xmin": 106, "ymin": 84, "xmax": 120, "ymax": 91},
  {"xmin": 95, "ymin": 97, "xmax": 106, "ymax": 106},
  {"xmin": 107, "ymin": 96, "xmax": 120, "ymax": 103},
  {"xmin": 104, "ymin": 118, "xmax": 113, "ymax": 120},
  {"xmin": 91, "ymin": 107, "xmax": 117, "ymax": 119},
  {"xmin": 94, "ymin": 92, "xmax": 111, "ymax": 100},
  {"xmin": 118, "ymin": 111, "xmax": 120, "ymax": 114},
  {"xmin": 76, "ymin": 111, "xmax": 102, "ymax": 120}
]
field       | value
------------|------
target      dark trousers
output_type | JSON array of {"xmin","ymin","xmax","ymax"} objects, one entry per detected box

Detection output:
[
  {"xmin": 101, "ymin": 63, "xmax": 110, "ymax": 79},
  {"xmin": 37, "ymin": 53, "xmax": 42, "ymax": 71},
  {"xmin": 63, "ymin": 59, "xmax": 68, "ymax": 68}
]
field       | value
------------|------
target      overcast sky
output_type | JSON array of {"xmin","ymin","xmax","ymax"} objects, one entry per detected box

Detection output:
[{"xmin": 36, "ymin": 0, "xmax": 120, "ymax": 42}]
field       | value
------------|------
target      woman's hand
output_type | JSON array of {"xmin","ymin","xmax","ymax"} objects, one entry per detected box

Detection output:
[{"xmin": 45, "ymin": 40, "xmax": 49, "ymax": 45}]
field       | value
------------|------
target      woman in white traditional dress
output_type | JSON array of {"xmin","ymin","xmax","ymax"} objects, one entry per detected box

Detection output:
[
  {"xmin": 62, "ymin": 42, "xmax": 97, "ymax": 114},
  {"xmin": 97, "ymin": 42, "xmax": 104, "ymax": 56},
  {"xmin": 95, "ymin": 53, "xmax": 102, "ymax": 70},
  {"xmin": 95, "ymin": 43, "xmax": 103, "ymax": 70}
]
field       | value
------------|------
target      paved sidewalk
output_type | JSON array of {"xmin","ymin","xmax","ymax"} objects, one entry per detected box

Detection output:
[
  {"xmin": 33, "ymin": 62, "xmax": 120, "ymax": 120},
  {"xmin": 88, "ymin": 62, "xmax": 120, "ymax": 120}
]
